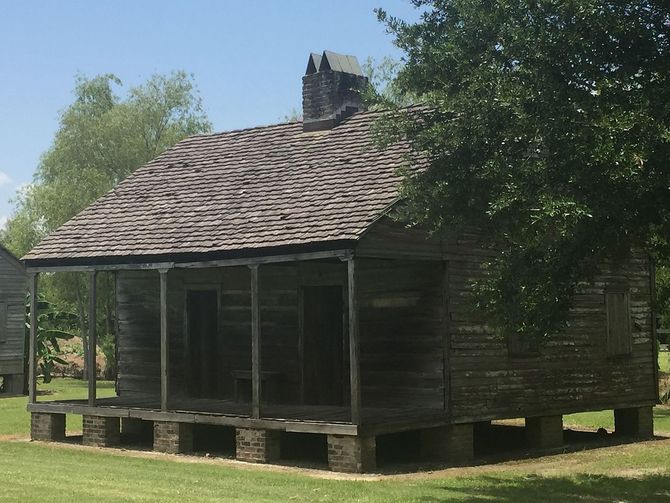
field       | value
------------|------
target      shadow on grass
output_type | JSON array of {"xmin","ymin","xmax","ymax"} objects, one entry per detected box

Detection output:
[
  {"xmin": 375, "ymin": 423, "xmax": 661, "ymax": 474},
  {"xmin": 417, "ymin": 473, "xmax": 670, "ymax": 502}
]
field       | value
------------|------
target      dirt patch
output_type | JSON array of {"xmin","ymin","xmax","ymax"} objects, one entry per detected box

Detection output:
[
  {"xmin": 615, "ymin": 467, "xmax": 667, "ymax": 478},
  {"xmin": 0, "ymin": 434, "xmax": 29, "ymax": 442},
  {"xmin": 660, "ymin": 371, "xmax": 670, "ymax": 402},
  {"xmin": 52, "ymin": 337, "xmax": 108, "ymax": 379}
]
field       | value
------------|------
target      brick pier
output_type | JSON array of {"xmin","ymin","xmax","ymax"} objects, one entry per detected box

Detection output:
[
  {"xmin": 153, "ymin": 421, "xmax": 193, "ymax": 454},
  {"xmin": 30, "ymin": 412, "xmax": 65, "ymax": 442},
  {"xmin": 420, "ymin": 424, "xmax": 474, "ymax": 464},
  {"xmin": 615, "ymin": 406, "xmax": 654, "ymax": 438},
  {"xmin": 525, "ymin": 415, "xmax": 563, "ymax": 449},
  {"xmin": 327, "ymin": 434, "xmax": 376, "ymax": 473},
  {"xmin": 235, "ymin": 428, "xmax": 281, "ymax": 463},
  {"xmin": 83, "ymin": 415, "xmax": 120, "ymax": 447}
]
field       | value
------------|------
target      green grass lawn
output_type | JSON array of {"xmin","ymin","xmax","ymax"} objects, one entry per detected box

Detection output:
[
  {"xmin": 564, "ymin": 350, "xmax": 670, "ymax": 433},
  {"xmin": 565, "ymin": 407, "xmax": 670, "ymax": 433},
  {"xmin": 0, "ymin": 378, "xmax": 115, "ymax": 436},
  {"xmin": 0, "ymin": 378, "xmax": 669, "ymax": 502},
  {"xmin": 0, "ymin": 436, "xmax": 668, "ymax": 502},
  {"xmin": 659, "ymin": 349, "xmax": 669, "ymax": 373}
]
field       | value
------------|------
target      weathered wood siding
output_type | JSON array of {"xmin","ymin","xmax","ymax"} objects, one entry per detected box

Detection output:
[
  {"xmin": 358, "ymin": 258, "xmax": 445, "ymax": 409},
  {"xmin": 179, "ymin": 265, "xmax": 301, "ymax": 402},
  {"xmin": 116, "ymin": 216, "xmax": 656, "ymax": 421},
  {"xmin": 116, "ymin": 270, "xmax": 161, "ymax": 397},
  {"xmin": 358, "ymin": 217, "xmax": 657, "ymax": 422},
  {"xmin": 117, "ymin": 264, "xmax": 332, "ymax": 404},
  {"xmin": 116, "ymin": 258, "xmax": 447, "ymax": 411},
  {"xmin": 0, "ymin": 249, "xmax": 27, "ymax": 394},
  {"xmin": 448, "ymin": 239, "xmax": 656, "ymax": 422}
]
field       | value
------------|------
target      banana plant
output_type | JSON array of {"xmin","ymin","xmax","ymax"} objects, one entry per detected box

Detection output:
[{"xmin": 25, "ymin": 295, "xmax": 78, "ymax": 383}]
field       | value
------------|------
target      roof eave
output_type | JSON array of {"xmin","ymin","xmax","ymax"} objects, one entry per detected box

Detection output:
[{"xmin": 23, "ymin": 239, "xmax": 359, "ymax": 272}]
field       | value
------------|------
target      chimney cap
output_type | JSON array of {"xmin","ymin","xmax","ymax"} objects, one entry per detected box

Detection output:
[
  {"xmin": 305, "ymin": 52, "xmax": 323, "ymax": 75},
  {"xmin": 305, "ymin": 50, "xmax": 363, "ymax": 76}
]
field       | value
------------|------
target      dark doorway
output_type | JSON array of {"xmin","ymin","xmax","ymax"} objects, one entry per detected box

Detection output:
[
  {"xmin": 302, "ymin": 286, "xmax": 344, "ymax": 406},
  {"xmin": 186, "ymin": 289, "xmax": 219, "ymax": 398}
]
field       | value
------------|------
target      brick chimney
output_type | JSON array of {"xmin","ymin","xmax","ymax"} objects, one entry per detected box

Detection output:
[{"xmin": 302, "ymin": 51, "xmax": 369, "ymax": 132}]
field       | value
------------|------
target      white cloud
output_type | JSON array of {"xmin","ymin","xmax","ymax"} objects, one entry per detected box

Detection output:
[
  {"xmin": 0, "ymin": 215, "xmax": 7, "ymax": 230},
  {"xmin": 0, "ymin": 172, "xmax": 11, "ymax": 187}
]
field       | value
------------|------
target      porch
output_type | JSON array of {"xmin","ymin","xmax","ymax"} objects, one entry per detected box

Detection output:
[
  {"xmin": 25, "ymin": 249, "xmax": 453, "ymax": 472},
  {"xmin": 27, "ymin": 396, "xmax": 448, "ymax": 437}
]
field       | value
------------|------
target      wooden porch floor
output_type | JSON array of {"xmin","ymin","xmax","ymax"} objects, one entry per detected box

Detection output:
[{"xmin": 28, "ymin": 396, "xmax": 449, "ymax": 436}]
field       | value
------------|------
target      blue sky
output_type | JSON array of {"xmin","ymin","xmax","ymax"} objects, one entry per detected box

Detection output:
[{"xmin": 0, "ymin": 0, "xmax": 418, "ymax": 227}]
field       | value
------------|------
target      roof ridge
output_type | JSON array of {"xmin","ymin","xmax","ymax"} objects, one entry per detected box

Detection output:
[
  {"xmin": 188, "ymin": 119, "xmax": 301, "ymax": 140},
  {"xmin": 23, "ymin": 103, "xmax": 414, "ymax": 265},
  {"xmin": 185, "ymin": 106, "xmax": 414, "ymax": 141}
]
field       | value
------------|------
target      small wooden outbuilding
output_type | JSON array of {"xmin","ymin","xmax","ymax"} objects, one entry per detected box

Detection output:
[
  {"xmin": 0, "ymin": 245, "xmax": 26, "ymax": 396},
  {"xmin": 22, "ymin": 51, "xmax": 657, "ymax": 472}
]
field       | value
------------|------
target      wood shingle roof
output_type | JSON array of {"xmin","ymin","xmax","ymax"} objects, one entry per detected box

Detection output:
[{"xmin": 24, "ymin": 110, "xmax": 409, "ymax": 266}]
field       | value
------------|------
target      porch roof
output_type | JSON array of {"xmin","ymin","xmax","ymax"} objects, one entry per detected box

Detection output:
[{"xmin": 23, "ymin": 110, "xmax": 411, "ymax": 267}]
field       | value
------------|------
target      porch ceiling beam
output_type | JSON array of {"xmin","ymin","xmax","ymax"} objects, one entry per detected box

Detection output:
[
  {"xmin": 88, "ymin": 270, "xmax": 98, "ymax": 406},
  {"xmin": 25, "ymin": 262, "xmax": 175, "ymax": 274},
  {"xmin": 249, "ymin": 264, "xmax": 261, "ymax": 419},
  {"xmin": 24, "ymin": 249, "xmax": 354, "ymax": 274},
  {"xmin": 179, "ymin": 249, "xmax": 353, "ymax": 269},
  {"xmin": 159, "ymin": 268, "xmax": 170, "ymax": 412},
  {"xmin": 28, "ymin": 272, "xmax": 38, "ymax": 404}
]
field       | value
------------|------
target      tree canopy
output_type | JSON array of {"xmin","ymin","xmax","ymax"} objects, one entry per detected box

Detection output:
[
  {"xmin": 2, "ymin": 72, "xmax": 210, "ymax": 256},
  {"xmin": 1, "ymin": 71, "xmax": 210, "ymax": 377},
  {"xmin": 377, "ymin": 1, "xmax": 670, "ymax": 341},
  {"xmin": 361, "ymin": 56, "xmax": 416, "ymax": 107}
]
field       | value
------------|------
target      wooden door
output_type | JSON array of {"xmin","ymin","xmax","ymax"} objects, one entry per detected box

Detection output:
[
  {"xmin": 302, "ymin": 286, "xmax": 344, "ymax": 406},
  {"xmin": 186, "ymin": 289, "xmax": 219, "ymax": 398}
]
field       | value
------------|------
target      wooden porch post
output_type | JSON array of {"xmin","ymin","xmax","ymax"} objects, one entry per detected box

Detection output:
[
  {"xmin": 347, "ymin": 258, "xmax": 361, "ymax": 425},
  {"xmin": 28, "ymin": 272, "xmax": 38, "ymax": 404},
  {"xmin": 159, "ymin": 269, "xmax": 169, "ymax": 411},
  {"xmin": 88, "ymin": 270, "xmax": 98, "ymax": 406},
  {"xmin": 249, "ymin": 264, "xmax": 261, "ymax": 419}
]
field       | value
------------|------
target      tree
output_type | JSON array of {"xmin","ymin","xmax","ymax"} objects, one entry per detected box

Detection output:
[
  {"xmin": 2, "ymin": 71, "xmax": 211, "ymax": 378},
  {"xmin": 361, "ymin": 56, "xmax": 415, "ymax": 108},
  {"xmin": 281, "ymin": 56, "xmax": 414, "ymax": 122},
  {"xmin": 376, "ymin": 1, "xmax": 670, "ymax": 342},
  {"xmin": 282, "ymin": 107, "xmax": 302, "ymax": 123}
]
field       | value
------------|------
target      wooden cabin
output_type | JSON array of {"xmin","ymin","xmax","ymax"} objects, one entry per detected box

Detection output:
[
  {"xmin": 22, "ymin": 51, "xmax": 657, "ymax": 472},
  {"xmin": 0, "ymin": 245, "xmax": 26, "ymax": 396}
]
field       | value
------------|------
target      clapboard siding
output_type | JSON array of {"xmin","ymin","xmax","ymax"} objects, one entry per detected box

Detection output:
[
  {"xmin": 448, "ymin": 244, "xmax": 656, "ymax": 422},
  {"xmin": 116, "ymin": 270, "xmax": 161, "ymax": 398},
  {"xmin": 116, "ymin": 217, "xmax": 655, "ymax": 421},
  {"xmin": 358, "ymin": 258, "xmax": 445, "ymax": 409},
  {"xmin": 358, "ymin": 217, "xmax": 657, "ymax": 422},
  {"xmin": 117, "ymin": 264, "xmax": 323, "ymax": 404},
  {"xmin": 0, "ymin": 248, "xmax": 27, "ymax": 394}
]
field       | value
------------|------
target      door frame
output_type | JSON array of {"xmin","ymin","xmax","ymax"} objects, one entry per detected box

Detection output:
[
  {"xmin": 297, "ymin": 280, "xmax": 348, "ymax": 406},
  {"xmin": 183, "ymin": 283, "xmax": 222, "ymax": 398}
]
